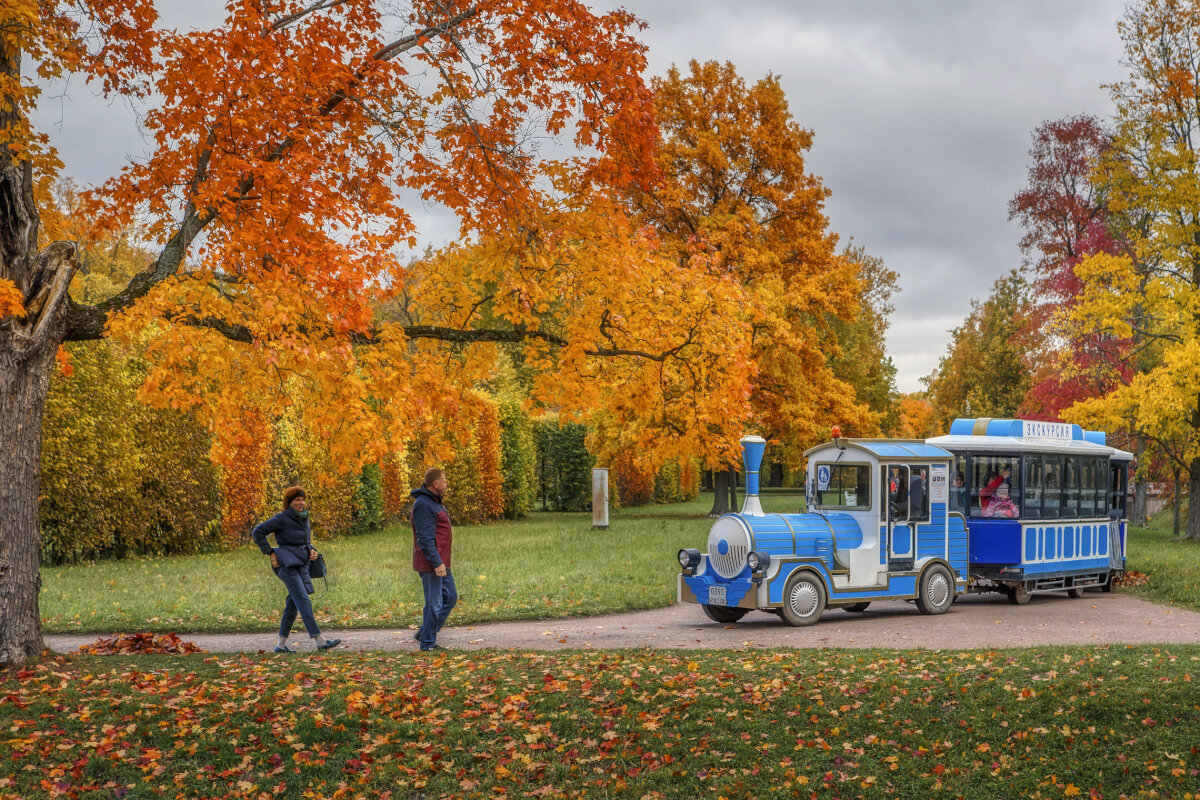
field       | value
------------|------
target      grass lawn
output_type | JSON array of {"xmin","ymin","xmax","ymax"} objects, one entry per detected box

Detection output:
[
  {"xmin": 39, "ymin": 491, "xmax": 806, "ymax": 635},
  {"xmin": 1122, "ymin": 512, "xmax": 1200, "ymax": 613},
  {"xmin": 3, "ymin": 645, "xmax": 1198, "ymax": 799},
  {"xmin": 40, "ymin": 491, "xmax": 1200, "ymax": 634}
]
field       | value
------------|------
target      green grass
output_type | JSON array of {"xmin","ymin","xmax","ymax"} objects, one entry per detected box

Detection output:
[
  {"xmin": 3, "ymin": 646, "xmax": 1199, "ymax": 799},
  {"xmin": 1123, "ymin": 513, "xmax": 1200, "ymax": 612},
  {"xmin": 40, "ymin": 491, "xmax": 806, "ymax": 634}
]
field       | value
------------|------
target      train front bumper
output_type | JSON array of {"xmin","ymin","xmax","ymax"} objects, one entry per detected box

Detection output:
[{"xmin": 678, "ymin": 573, "xmax": 757, "ymax": 609}]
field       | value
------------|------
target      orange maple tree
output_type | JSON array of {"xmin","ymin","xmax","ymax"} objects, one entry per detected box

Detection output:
[
  {"xmin": 1, "ymin": 0, "xmax": 665, "ymax": 667},
  {"xmin": 616, "ymin": 61, "xmax": 876, "ymax": 471}
]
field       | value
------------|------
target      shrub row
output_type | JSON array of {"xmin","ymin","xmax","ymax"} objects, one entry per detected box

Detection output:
[{"xmin": 40, "ymin": 342, "xmax": 694, "ymax": 562}]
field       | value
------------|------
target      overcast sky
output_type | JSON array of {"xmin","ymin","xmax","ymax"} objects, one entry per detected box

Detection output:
[{"xmin": 33, "ymin": 1, "xmax": 1131, "ymax": 393}]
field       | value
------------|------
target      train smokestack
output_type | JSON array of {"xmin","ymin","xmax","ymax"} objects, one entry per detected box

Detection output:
[{"xmin": 740, "ymin": 435, "xmax": 766, "ymax": 516}]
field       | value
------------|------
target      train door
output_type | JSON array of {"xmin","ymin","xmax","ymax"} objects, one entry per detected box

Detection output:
[{"xmin": 882, "ymin": 464, "xmax": 929, "ymax": 567}]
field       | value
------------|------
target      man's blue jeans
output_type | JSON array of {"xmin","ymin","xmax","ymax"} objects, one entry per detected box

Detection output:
[
  {"xmin": 418, "ymin": 569, "xmax": 458, "ymax": 650},
  {"xmin": 277, "ymin": 566, "xmax": 321, "ymax": 638}
]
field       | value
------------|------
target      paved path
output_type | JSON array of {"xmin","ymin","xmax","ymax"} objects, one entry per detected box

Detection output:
[{"xmin": 44, "ymin": 591, "xmax": 1200, "ymax": 654}]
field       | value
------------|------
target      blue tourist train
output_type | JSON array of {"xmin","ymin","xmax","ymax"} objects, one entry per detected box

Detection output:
[{"xmin": 677, "ymin": 420, "xmax": 1133, "ymax": 625}]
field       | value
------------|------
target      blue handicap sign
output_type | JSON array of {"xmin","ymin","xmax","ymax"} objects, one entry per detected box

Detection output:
[{"xmin": 817, "ymin": 465, "xmax": 831, "ymax": 490}]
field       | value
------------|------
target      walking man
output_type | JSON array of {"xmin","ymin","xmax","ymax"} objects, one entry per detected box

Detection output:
[{"xmin": 411, "ymin": 468, "xmax": 457, "ymax": 651}]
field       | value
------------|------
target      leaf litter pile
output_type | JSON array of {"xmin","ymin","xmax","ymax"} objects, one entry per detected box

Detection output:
[
  {"xmin": 2, "ymin": 646, "xmax": 1198, "ymax": 799},
  {"xmin": 76, "ymin": 633, "xmax": 206, "ymax": 655}
]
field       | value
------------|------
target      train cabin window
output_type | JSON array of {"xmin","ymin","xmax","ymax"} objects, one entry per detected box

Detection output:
[
  {"xmin": 818, "ymin": 463, "xmax": 871, "ymax": 510},
  {"xmin": 1080, "ymin": 457, "xmax": 1103, "ymax": 517},
  {"xmin": 970, "ymin": 454, "xmax": 1018, "ymax": 518},
  {"xmin": 1023, "ymin": 455, "xmax": 1043, "ymax": 519},
  {"xmin": 1064, "ymin": 457, "xmax": 1083, "ymax": 518},
  {"xmin": 949, "ymin": 455, "xmax": 968, "ymax": 514},
  {"xmin": 1041, "ymin": 456, "xmax": 1063, "ymax": 519},
  {"xmin": 883, "ymin": 464, "xmax": 930, "ymax": 522},
  {"xmin": 1109, "ymin": 461, "xmax": 1128, "ymax": 518}
]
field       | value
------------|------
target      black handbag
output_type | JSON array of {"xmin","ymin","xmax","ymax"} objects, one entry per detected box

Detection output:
[{"xmin": 306, "ymin": 521, "xmax": 327, "ymax": 584}]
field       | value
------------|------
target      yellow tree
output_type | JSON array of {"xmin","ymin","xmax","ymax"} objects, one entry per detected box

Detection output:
[
  {"xmin": 1067, "ymin": 0, "xmax": 1200, "ymax": 540},
  {"xmin": 1, "ymin": 0, "xmax": 663, "ymax": 667},
  {"xmin": 620, "ymin": 60, "xmax": 873, "ymax": 478}
]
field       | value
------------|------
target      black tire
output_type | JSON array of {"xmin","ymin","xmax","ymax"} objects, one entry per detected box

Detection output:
[
  {"xmin": 1007, "ymin": 583, "xmax": 1032, "ymax": 605},
  {"xmin": 916, "ymin": 565, "xmax": 954, "ymax": 615},
  {"xmin": 843, "ymin": 602, "xmax": 871, "ymax": 613},
  {"xmin": 1066, "ymin": 588, "xmax": 1083, "ymax": 599},
  {"xmin": 780, "ymin": 571, "xmax": 826, "ymax": 627},
  {"xmin": 702, "ymin": 604, "xmax": 749, "ymax": 623},
  {"xmin": 1102, "ymin": 572, "xmax": 1118, "ymax": 592}
]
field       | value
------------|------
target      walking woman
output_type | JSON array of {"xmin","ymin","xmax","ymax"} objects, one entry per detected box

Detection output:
[{"xmin": 252, "ymin": 486, "xmax": 342, "ymax": 652}]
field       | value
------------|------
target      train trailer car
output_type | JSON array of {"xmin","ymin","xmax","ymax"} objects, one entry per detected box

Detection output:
[
  {"xmin": 676, "ymin": 420, "xmax": 1132, "ymax": 626},
  {"xmin": 927, "ymin": 418, "xmax": 1132, "ymax": 604},
  {"xmin": 677, "ymin": 431, "xmax": 969, "ymax": 626}
]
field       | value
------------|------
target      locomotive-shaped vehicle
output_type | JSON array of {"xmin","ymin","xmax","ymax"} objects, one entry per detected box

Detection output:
[{"xmin": 677, "ymin": 420, "xmax": 1132, "ymax": 625}]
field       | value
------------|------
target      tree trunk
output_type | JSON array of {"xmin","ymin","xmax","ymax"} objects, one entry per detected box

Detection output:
[
  {"xmin": 1132, "ymin": 435, "xmax": 1148, "ymax": 526},
  {"xmin": 0, "ymin": 340, "xmax": 57, "ymax": 668},
  {"xmin": 728, "ymin": 467, "xmax": 738, "ymax": 513},
  {"xmin": 1188, "ymin": 458, "xmax": 1200, "ymax": 542},
  {"xmin": 708, "ymin": 470, "xmax": 731, "ymax": 517},
  {"xmin": 768, "ymin": 462, "xmax": 784, "ymax": 487},
  {"xmin": 1172, "ymin": 466, "xmax": 1182, "ymax": 538},
  {"xmin": 0, "ymin": 72, "xmax": 78, "ymax": 664}
]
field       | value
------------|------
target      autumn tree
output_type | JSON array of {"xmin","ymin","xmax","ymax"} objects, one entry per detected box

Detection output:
[
  {"xmin": 890, "ymin": 394, "xmax": 936, "ymax": 439},
  {"xmin": 1, "ymin": 0, "xmax": 668, "ymax": 667},
  {"xmin": 1007, "ymin": 116, "xmax": 1136, "ymax": 422},
  {"xmin": 1066, "ymin": 0, "xmax": 1200, "ymax": 540},
  {"xmin": 923, "ymin": 270, "xmax": 1034, "ymax": 430},
  {"xmin": 617, "ymin": 61, "xmax": 873, "ymax": 508},
  {"xmin": 829, "ymin": 243, "xmax": 900, "ymax": 435}
]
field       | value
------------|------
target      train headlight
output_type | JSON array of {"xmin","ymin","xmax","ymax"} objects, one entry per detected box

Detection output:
[
  {"xmin": 747, "ymin": 551, "xmax": 771, "ymax": 571},
  {"xmin": 678, "ymin": 548, "xmax": 701, "ymax": 571}
]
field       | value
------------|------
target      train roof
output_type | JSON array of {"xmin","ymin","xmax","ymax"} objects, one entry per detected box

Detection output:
[
  {"xmin": 927, "ymin": 418, "xmax": 1133, "ymax": 460},
  {"xmin": 804, "ymin": 440, "xmax": 953, "ymax": 461},
  {"xmin": 925, "ymin": 433, "xmax": 1133, "ymax": 460}
]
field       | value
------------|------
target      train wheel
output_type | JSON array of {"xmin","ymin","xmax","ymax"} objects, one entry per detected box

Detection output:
[
  {"xmin": 916, "ymin": 565, "xmax": 954, "ymax": 615},
  {"xmin": 1101, "ymin": 572, "xmax": 1117, "ymax": 592},
  {"xmin": 843, "ymin": 602, "xmax": 871, "ymax": 613},
  {"xmin": 1007, "ymin": 583, "xmax": 1032, "ymax": 605},
  {"xmin": 780, "ymin": 572, "xmax": 826, "ymax": 627},
  {"xmin": 702, "ymin": 604, "xmax": 749, "ymax": 623},
  {"xmin": 1067, "ymin": 588, "xmax": 1083, "ymax": 598}
]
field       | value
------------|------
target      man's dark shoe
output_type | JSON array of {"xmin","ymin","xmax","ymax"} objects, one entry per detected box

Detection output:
[
  {"xmin": 316, "ymin": 638, "xmax": 343, "ymax": 651},
  {"xmin": 412, "ymin": 631, "xmax": 420, "ymax": 642},
  {"xmin": 419, "ymin": 644, "xmax": 444, "ymax": 652},
  {"xmin": 274, "ymin": 644, "xmax": 296, "ymax": 653}
]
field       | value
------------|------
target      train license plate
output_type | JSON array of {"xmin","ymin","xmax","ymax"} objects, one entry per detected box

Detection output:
[{"xmin": 707, "ymin": 585, "xmax": 726, "ymax": 605}]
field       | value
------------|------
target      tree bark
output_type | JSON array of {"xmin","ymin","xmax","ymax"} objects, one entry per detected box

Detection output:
[
  {"xmin": 1172, "ymin": 466, "xmax": 1182, "ymax": 537},
  {"xmin": 708, "ymin": 470, "xmax": 731, "ymax": 517},
  {"xmin": 1189, "ymin": 458, "xmax": 1200, "ymax": 542},
  {"xmin": 1132, "ymin": 435, "xmax": 1148, "ymax": 526},
  {"xmin": 0, "ymin": 337, "xmax": 57, "ymax": 668}
]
